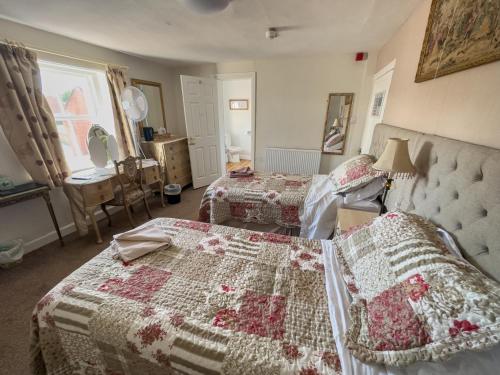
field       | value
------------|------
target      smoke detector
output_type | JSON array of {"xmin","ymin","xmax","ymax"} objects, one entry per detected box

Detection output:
[{"xmin": 266, "ymin": 28, "xmax": 279, "ymax": 40}]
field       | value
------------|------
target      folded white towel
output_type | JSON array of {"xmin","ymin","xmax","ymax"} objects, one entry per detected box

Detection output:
[{"xmin": 112, "ymin": 225, "xmax": 172, "ymax": 262}]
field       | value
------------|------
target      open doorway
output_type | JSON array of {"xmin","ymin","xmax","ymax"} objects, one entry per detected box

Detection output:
[{"xmin": 216, "ymin": 73, "xmax": 256, "ymax": 173}]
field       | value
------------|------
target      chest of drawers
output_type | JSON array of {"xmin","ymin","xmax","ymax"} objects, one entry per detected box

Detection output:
[{"xmin": 141, "ymin": 137, "xmax": 192, "ymax": 188}]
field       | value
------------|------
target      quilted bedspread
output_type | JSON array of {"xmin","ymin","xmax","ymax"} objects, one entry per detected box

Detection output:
[
  {"xmin": 30, "ymin": 218, "xmax": 341, "ymax": 375},
  {"xmin": 199, "ymin": 172, "xmax": 313, "ymax": 228}
]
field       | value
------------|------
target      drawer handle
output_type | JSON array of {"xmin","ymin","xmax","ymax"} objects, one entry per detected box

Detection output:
[
  {"xmin": 98, "ymin": 185, "xmax": 102, "ymax": 190},
  {"xmin": 173, "ymin": 166, "xmax": 176, "ymax": 170},
  {"xmin": 100, "ymin": 194, "xmax": 104, "ymax": 200}
]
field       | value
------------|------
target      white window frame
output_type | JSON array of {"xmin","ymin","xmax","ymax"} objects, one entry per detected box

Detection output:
[{"xmin": 39, "ymin": 60, "xmax": 115, "ymax": 172}]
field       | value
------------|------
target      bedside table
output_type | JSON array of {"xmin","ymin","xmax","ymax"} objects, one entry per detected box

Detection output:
[{"xmin": 335, "ymin": 208, "xmax": 378, "ymax": 236}]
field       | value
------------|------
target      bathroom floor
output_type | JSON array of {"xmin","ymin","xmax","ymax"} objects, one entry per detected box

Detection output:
[{"xmin": 226, "ymin": 159, "xmax": 251, "ymax": 172}]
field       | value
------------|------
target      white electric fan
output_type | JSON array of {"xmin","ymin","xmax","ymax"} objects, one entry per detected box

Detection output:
[{"xmin": 121, "ymin": 86, "xmax": 149, "ymax": 157}]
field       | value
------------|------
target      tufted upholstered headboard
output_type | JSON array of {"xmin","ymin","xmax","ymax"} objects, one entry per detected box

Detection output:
[{"xmin": 369, "ymin": 124, "xmax": 500, "ymax": 282}]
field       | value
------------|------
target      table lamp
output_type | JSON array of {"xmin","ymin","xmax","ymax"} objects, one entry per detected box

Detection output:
[{"xmin": 373, "ymin": 138, "xmax": 416, "ymax": 214}]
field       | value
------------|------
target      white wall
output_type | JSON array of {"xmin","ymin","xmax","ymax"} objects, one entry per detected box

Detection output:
[
  {"xmin": 222, "ymin": 79, "xmax": 252, "ymax": 159},
  {"xmin": 0, "ymin": 18, "xmax": 175, "ymax": 252},
  {"xmin": 171, "ymin": 54, "xmax": 377, "ymax": 173}
]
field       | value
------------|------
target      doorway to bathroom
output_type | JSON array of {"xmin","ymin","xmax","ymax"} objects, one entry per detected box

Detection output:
[{"xmin": 216, "ymin": 72, "xmax": 256, "ymax": 173}]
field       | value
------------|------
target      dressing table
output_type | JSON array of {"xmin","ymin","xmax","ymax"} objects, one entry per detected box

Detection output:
[{"xmin": 64, "ymin": 159, "xmax": 163, "ymax": 243}]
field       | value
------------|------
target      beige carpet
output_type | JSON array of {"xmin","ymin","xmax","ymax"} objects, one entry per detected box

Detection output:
[{"xmin": 0, "ymin": 187, "xmax": 205, "ymax": 375}]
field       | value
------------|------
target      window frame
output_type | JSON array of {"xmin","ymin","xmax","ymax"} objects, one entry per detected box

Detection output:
[{"xmin": 39, "ymin": 60, "xmax": 115, "ymax": 173}]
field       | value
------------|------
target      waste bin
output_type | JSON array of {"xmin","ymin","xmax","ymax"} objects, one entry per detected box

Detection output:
[
  {"xmin": 0, "ymin": 239, "xmax": 24, "ymax": 268},
  {"xmin": 164, "ymin": 184, "xmax": 182, "ymax": 204}
]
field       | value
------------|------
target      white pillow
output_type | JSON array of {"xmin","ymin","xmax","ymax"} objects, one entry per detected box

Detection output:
[
  {"xmin": 436, "ymin": 227, "xmax": 463, "ymax": 258},
  {"xmin": 343, "ymin": 177, "xmax": 385, "ymax": 205}
]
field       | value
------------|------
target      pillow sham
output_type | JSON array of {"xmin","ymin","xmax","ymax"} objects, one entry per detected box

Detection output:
[
  {"xmin": 333, "ymin": 211, "xmax": 500, "ymax": 366},
  {"xmin": 329, "ymin": 154, "xmax": 378, "ymax": 194}
]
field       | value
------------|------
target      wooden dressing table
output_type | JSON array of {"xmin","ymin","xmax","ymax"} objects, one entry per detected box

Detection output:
[{"xmin": 64, "ymin": 159, "xmax": 163, "ymax": 243}]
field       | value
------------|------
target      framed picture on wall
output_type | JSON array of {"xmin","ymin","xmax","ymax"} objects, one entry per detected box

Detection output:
[
  {"xmin": 229, "ymin": 99, "xmax": 249, "ymax": 110},
  {"xmin": 371, "ymin": 91, "xmax": 385, "ymax": 116},
  {"xmin": 415, "ymin": 0, "xmax": 500, "ymax": 82}
]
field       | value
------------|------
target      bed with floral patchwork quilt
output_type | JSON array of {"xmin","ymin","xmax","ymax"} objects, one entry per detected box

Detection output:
[
  {"xmin": 198, "ymin": 172, "xmax": 313, "ymax": 230},
  {"xmin": 31, "ymin": 212, "xmax": 500, "ymax": 374},
  {"xmin": 30, "ymin": 218, "xmax": 341, "ymax": 375}
]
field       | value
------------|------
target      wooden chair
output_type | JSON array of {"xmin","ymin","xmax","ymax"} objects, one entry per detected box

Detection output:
[{"xmin": 101, "ymin": 156, "xmax": 152, "ymax": 228}]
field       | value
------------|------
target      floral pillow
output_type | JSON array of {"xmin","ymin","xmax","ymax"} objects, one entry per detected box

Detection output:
[
  {"xmin": 329, "ymin": 154, "xmax": 378, "ymax": 193},
  {"xmin": 333, "ymin": 211, "xmax": 500, "ymax": 366}
]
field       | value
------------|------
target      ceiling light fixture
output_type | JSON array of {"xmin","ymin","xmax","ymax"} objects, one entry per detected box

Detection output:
[
  {"xmin": 266, "ymin": 28, "xmax": 279, "ymax": 40},
  {"xmin": 179, "ymin": 0, "xmax": 231, "ymax": 14}
]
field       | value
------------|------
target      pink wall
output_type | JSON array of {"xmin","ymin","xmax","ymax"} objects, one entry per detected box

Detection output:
[{"xmin": 377, "ymin": 0, "xmax": 500, "ymax": 149}]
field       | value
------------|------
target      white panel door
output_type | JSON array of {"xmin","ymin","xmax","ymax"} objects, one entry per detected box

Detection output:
[
  {"xmin": 181, "ymin": 75, "xmax": 221, "ymax": 188},
  {"xmin": 360, "ymin": 60, "xmax": 395, "ymax": 154}
]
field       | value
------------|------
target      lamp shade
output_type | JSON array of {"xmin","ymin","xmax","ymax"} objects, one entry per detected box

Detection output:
[{"xmin": 373, "ymin": 138, "xmax": 416, "ymax": 178}]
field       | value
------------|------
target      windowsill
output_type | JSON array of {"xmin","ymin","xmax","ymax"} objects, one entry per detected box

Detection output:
[
  {"xmin": 70, "ymin": 162, "xmax": 118, "ymax": 176},
  {"xmin": 70, "ymin": 166, "xmax": 95, "ymax": 174}
]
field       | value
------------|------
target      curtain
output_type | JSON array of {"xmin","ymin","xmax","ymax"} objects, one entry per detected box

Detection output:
[
  {"xmin": 0, "ymin": 43, "xmax": 70, "ymax": 188},
  {"xmin": 106, "ymin": 66, "xmax": 136, "ymax": 157}
]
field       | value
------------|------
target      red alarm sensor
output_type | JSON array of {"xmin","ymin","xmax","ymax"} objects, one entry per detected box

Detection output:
[{"xmin": 356, "ymin": 52, "xmax": 368, "ymax": 61}]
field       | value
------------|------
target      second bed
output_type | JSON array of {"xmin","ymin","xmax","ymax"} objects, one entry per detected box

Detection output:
[{"xmin": 198, "ymin": 164, "xmax": 383, "ymax": 239}]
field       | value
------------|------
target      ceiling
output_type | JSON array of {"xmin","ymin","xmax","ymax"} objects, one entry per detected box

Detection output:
[{"xmin": 0, "ymin": 0, "xmax": 421, "ymax": 65}]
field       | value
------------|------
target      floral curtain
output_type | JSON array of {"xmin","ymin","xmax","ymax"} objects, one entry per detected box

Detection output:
[
  {"xmin": 0, "ymin": 43, "xmax": 70, "ymax": 188},
  {"xmin": 106, "ymin": 66, "xmax": 136, "ymax": 157}
]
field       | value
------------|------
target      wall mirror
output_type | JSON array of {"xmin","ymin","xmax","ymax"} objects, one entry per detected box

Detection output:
[
  {"xmin": 130, "ymin": 79, "xmax": 167, "ymax": 132},
  {"xmin": 321, "ymin": 93, "xmax": 354, "ymax": 155}
]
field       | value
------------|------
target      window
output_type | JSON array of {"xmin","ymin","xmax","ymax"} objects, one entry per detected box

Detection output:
[{"xmin": 39, "ymin": 61, "xmax": 115, "ymax": 171}]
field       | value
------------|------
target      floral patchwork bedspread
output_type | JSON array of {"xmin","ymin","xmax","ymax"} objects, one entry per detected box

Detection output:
[
  {"xmin": 199, "ymin": 172, "xmax": 313, "ymax": 228},
  {"xmin": 30, "ymin": 218, "xmax": 341, "ymax": 375}
]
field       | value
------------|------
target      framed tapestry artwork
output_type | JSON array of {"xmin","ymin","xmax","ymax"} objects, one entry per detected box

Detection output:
[
  {"xmin": 321, "ymin": 93, "xmax": 354, "ymax": 155},
  {"xmin": 415, "ymin": 0, "xmax": 500, "ymax": 83}
]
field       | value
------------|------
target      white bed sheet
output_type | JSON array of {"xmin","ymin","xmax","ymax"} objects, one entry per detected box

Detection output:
[
  {"xmin": 321, "ymin": 240, "xmax": 500, "ymax": 375},
  {"xmin": 300, "ymin": 175, "xmax": 342, "ymax": 239},
  {"xmin": 300, "ymin": 175, "xmax": 381, "ymax": 240}
]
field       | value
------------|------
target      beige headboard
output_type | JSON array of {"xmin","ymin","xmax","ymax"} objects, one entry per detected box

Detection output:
[{"xmin": 369, "ymin": 124, "xmax": 500, "ymax": 282}]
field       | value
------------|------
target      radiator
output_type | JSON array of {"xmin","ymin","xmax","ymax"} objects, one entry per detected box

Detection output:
[{"xmin": 265, "ymin": 147, "xmax": 321, "ymax": 175}]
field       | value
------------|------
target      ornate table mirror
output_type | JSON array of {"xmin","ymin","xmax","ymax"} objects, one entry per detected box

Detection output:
[
  {"xmin": 321, "ymin": 93, "xmax": 354, "ymax": 155},
  {"xmin": 87, "ymin": 124, "xmax": 119, "ymax": 170}
]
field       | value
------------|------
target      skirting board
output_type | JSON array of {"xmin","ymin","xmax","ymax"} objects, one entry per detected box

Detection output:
[
  {"xmin": 23, "ymin": 206, "xmax": 121, "ymax": 254},
  {"xmin": 240, "ymin": 154, "xmax": 251, "ymax": 160}
]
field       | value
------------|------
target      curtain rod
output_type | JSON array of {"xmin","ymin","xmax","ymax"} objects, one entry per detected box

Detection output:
[{"xmin": 0, "ymin": 39, "xmax": 128, "ymax": 70}]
